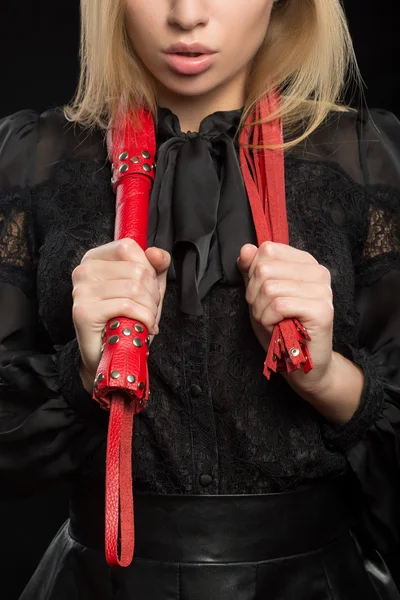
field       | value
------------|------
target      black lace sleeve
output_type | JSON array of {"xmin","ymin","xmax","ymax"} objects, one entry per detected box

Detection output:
[
  {"xmin": 0, "ymin": 112, "xmax": 106, "ymax": 493},
  {"xmin": 322, "ymin": 110, "xmax": 400, "ymax": 553}
]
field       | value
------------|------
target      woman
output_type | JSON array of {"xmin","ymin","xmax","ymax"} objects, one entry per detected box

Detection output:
[{"xmin": 0, "ymin": 0, "xmax": 399, "ymax": 598}]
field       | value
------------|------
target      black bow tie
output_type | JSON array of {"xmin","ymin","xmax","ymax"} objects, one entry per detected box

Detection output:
[{"xmin": 147, "ymin": 107, "xmax": 256, "ymax": 316}]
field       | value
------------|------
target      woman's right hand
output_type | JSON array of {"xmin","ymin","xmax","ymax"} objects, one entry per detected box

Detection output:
[{"xmin": 72, "ymin": 238, "xmax": 171, "ymax": 393}]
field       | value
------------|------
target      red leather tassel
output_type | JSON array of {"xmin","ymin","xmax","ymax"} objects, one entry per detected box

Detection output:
[
  {"xmin": 93, "ymin": 316, "xmax": 150, "ymax": 566},
  {"xmin": 239, "ymin": 92, "xmax": 313, "ymax": 379},
  {"xmin": 264, "ymin": 318, "xmax": 312, "ymax": 379}
]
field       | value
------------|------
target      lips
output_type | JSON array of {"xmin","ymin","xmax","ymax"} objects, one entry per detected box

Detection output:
[
  {"xmin": 165, "ymin": 42, "xmax": 216, "ymax": 55},
  {"xmin": 163, "ymin": 42, "xmax": 217, "ymax": 76}
]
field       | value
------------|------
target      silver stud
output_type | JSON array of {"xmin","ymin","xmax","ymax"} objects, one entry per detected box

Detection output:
[
  {"xmin": 142, "ymin": 163, "xmax": 151, "ymax": 173},
  {"xmin": 151, "ymin": 163, "xmax": 156, "ymax": 170},
  {"xmin": 119, "ymin": 151, "xmax": 129, "ymax": 160},
  {"xmin": 289, "ymin": 347, "xmax": 300, "ymax": 358},
  {"xmin": 122, "ymin": 328, "xmax": 132, "ymax": 336},
  {"xmin": 138, "ymin": 381, "xmax": 145, "ymax": 390},
  {"xmin": 94, "ymin": 372, "xmax": 104, "ymax": 386},
  {"xmin": 127, "ymin": 374, "xmax": 136, "ymax": 384},
  {"xmin": 131, "ymin": 156, "xmax": 139, "ymax": 163},
  {"xmin": 111, "ymin": 164, "xmax": 114, "ymax": 173},
  {"xmin": 110, "ymin": 320, "xmax": 120, "ymax": 330},
  {"xmin": 272, "ymin": 354, "xmax": 277, "ymax": 362},
  {"xmin": 145, "ymin": 336, "xmax": 150, "ymax": 346},
  {"xmin": 139, "ymin": 399, "xmax": 144, "ymax": 407},
  {"xmin": 142, "ymin": 150, "xmax": 151, "ymax": 159},
  {"xmin": 109, "ymin": 335, "xmax": 120, "ymax": 345},
  {"xmin": 134, "ymin": 323, "xmax": 144, "ymax": 333},
  {"xmin": 133, "ymin": 337, "xmax": 143, "ymax": 348},
  {"xmin": 111, "ymin": 370, "xmax": 120, "ymax": 379},
  {"xmin": 119, "ymin": 164, "xmax": 129, "ymax": 173}
]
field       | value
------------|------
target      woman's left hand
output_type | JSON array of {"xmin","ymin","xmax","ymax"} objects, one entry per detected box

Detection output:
[{"xmin": 238, "ymin": 242, "xmax": 364, "ymax": 423}]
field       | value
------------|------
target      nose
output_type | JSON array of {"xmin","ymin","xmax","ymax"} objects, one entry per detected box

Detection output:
[{"xmin": 168, "ymin": 0, "xmax": 209, "ymax": 31}]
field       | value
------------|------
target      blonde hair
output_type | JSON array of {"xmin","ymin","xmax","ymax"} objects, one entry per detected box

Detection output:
[{"xmin": 65, "ymin": 0, "xmax": 360, "ymax": 148}]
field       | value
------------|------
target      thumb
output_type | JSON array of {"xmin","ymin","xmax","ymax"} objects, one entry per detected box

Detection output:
[
  {"xmin": 237, "ymin": 244, "xmax": 258, "ymax": 281},
  {"xmin": 145, "ymin": 247, "xmax": 171, "ymax": 276}
]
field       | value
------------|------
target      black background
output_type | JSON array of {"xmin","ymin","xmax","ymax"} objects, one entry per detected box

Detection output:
[
  {"xmin": 0, "ymin": 1, "xmax": 399, "ymax": 118},
  {"xmin": 0, "ymin": 1, "xmax": 398, "ymax": 598}
]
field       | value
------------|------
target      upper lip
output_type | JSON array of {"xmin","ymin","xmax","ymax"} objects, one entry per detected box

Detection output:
[{"xmin": 164, "ymin": 42, "xmax": 216, "ymax": 55}]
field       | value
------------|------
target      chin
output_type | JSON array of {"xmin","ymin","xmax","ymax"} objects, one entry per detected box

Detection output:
[{"xmin": 156, "ymin": 72, "xmax": 223, "ymax": 99}]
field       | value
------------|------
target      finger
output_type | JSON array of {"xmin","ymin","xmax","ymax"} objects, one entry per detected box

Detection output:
[
  {"xmin": 258, "ymin": 296, "xmax": 334, "ymax": 330},
  {"xmin": 248, "ymin": 242, "xmax": 318, "ymax": 280},
  {"xmin": 74, "ymin": 278, "xmax": 160, "ymax": 313},
  {"xmin": 145, "ymin": 247, "xmax": 171, "ymax": 275},
  {"xmin": 237, "ymin": 244, "xmax": 258, "ymax": 279},
  {"xmin": 82, "ymin": 239, "xmax": 156, "ymax": 275},
  {"xmin": 250, "ymin": 280, "xmax": 332, "ymax": 321},
  {"xmin": 72, "ymin": 259, "xmax": 158, "ymax": 285},
  {"xmin": 246, "ymin": 260, "xmax": 331, "ymax": 304},
  {"xmin": 73, "ymin": 297, "xmax": 159, "ymax": 335}
]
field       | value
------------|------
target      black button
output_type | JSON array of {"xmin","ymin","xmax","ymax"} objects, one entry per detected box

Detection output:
[
  {"xmin": 190, "ymin": 384, "xmax": 202, "ymax": 397},
  {"xmin": 199, "ymin": 473, "xmax": 213, "ymax": 487}
]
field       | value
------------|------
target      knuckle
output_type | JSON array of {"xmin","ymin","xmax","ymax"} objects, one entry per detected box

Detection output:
[
  {"xmin": 72, "ymin": 263, "xmax": 88, "ymax": 283},
  {"xmin": 262, "ymin": 280, "xmax": 276, "ymax": 298},
  {"xmin": 81, "ymin": 248, "xmax": 94, "ymax": 263},
  {"xmin": 259, "ymin": 241, "xmax": 274, "ymax": 258},
  {"xmin": 254, "ymin": 261, "xmax": 268, "ymax": 279},
  {"xmin": 117, "ymin": 238, "xmax": 136, "ymax": 260},
  {"xmin": 271, "ymin": 297, "xmax": 284, "ymax": 313},
  {"xmin": 72, "ymin": 284, "xmax": 81, "ymax": 300}
]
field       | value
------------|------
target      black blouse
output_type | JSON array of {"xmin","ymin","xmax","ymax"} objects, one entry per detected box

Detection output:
[{"xmin": 0, "ymin": 106, "xmax": 399, "ymax": 554}]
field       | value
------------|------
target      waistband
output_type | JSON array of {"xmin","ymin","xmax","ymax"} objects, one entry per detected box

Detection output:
[{"xmin": 69, "ymin": 474, "xmax": 350, "ymax": 564}]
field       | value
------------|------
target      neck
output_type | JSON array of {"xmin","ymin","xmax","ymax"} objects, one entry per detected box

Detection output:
[{"xmin": 156, "ymin": 74, "xmax": 247, "ymax": 132}]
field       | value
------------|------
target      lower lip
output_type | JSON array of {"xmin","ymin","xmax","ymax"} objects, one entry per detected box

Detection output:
[{"xmin": 164, "ymin": 53, "xmax": 217, "ymax": 76}]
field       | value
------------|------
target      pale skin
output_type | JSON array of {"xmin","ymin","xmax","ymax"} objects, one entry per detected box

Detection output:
[{"xmin": 76, "ymin": 0, "xmax": 364, "ymax": 424}]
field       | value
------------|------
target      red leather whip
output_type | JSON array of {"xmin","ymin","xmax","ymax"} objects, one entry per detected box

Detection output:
[
  {"xmin": 92, "ymin": 93, "xmax": 312, "ymax": 569},
  {"xmin": 239, "ymin": 92, "xmax": 313, "ymax": 378},
  {"xmin": 92, "ymin": 109, "xmax": 156, "ymax": 567}
]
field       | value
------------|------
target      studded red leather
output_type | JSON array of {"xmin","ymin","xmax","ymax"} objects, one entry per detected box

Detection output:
[
  {"xmin": 93, "ymin": 95, "xmax": 313, "ymax": 570},
  {"xmin": 92, "ymin": 109, "xmax": 155, "ymax": 567}
]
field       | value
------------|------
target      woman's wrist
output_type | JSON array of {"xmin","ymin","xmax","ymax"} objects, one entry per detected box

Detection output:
[{"xmin": 288, "ymin": 352, "xmax": 364, "ymax": 424}]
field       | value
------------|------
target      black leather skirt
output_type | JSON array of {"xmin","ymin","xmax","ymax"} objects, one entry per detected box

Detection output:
[{"xmin": 20, "ymin": 475, "xmax": 399, "ymax": 600}]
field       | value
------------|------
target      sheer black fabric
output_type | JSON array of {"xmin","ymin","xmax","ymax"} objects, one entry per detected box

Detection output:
[{"xmin": 0, "ymin": 106, "xmax": 399, "ymax": 562}]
